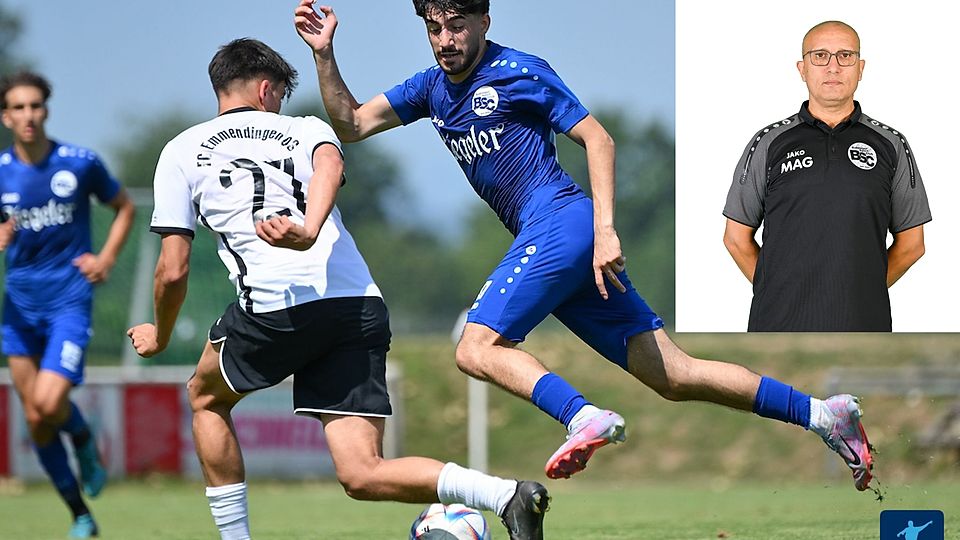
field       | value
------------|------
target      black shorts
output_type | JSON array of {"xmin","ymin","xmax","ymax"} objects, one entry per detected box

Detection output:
[{"xmin": 209, "ymin": 296, "xmax": 392, "ymax": 417}]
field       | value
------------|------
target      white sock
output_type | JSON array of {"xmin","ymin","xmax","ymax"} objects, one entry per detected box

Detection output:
[
  {"xmin": 807, "ymin": 398, "xmax": 832, "ymax": 437},
  {"xmin": 567, "ymin": 404, "xmax": 601, "ymax": 431},
  {"xmin": 437, "ymin": 462, "xmax": 517, "ymax": 516},
  {"xmin": 206, "ymin": 482, "xmax": 251, "ymax": 540}
]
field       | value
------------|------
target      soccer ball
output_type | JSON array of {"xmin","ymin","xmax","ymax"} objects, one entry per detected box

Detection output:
[{"xmin": 409, "ymin": 503, "xmax": 491, "ymax": 540}]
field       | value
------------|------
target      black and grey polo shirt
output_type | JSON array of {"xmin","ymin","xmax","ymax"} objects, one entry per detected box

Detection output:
[{"xmin": 724, "ymin": 101, "xmax": 931, "ymax": 332}]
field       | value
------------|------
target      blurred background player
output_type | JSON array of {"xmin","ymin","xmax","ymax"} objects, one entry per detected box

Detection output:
[
  {"xmin": 127, "ymin": 38, "xmax": 549, "ymax": 540},
  {"xmin": 0, "ymin": 70, "xmax": 136, "ymax": 538},
  {"xmin": 294, "ymin": 0, "xmax": 877, "ymax": 492}
]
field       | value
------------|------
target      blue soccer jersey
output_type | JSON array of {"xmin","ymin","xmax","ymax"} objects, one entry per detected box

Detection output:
[
  {"xmin": 0, "ymin": 141, "xmax": 121, "ymax": 312},
  {"xmin": 385, "ymin": 41, "xmax": 590, "ymax": 236},
  {"xmin": 385, "ymin": 41, "xmax": 663, "ymax": 368}
]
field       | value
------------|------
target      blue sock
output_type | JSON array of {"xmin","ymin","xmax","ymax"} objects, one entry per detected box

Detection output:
[
  {"xmin": 36, "ymin": 438, "xmax": 89, "ymax": 519},
  {"xmin": 531, "ymin": 373, "xmax": 591, "ymax": 427},
  {"xmin": 752, "ymin": 376, "xmax": 811, "ymax": 428},
  {"xmin": 61, "ymin": 402, "xmax": 92, "ymax": 447}
]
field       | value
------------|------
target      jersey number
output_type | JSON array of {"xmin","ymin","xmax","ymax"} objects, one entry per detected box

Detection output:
[{"xmin": 218, "ymin": 158, "xmax": 307, "ymax": 214}]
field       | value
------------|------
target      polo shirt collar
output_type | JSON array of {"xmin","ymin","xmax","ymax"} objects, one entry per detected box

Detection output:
[{"xmin": 798, "ymin": 100, "xmax": 862, "ymax": 133}]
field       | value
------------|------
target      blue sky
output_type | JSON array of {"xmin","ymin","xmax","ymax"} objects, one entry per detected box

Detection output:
[{"xmin": 4, "ymin": 1, "xmax": 675, "ymax": 236}]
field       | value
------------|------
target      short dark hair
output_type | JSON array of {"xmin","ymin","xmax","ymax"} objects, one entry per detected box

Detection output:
[
  {"xmin": 413, "ymin": 0, "xmax": 489, "ymax": 18},
  {"xmin": 208, "ymin": 38, "xmax": 298, "ymax": 100},
  {"xmin": 0, "ymin": 70, "xmax": 52, "ymax": 109}
]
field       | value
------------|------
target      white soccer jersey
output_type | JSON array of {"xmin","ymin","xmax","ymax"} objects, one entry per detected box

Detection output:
[{"xmin": 150, "ymin": 108, "xmax": 381, "ymax": 313}]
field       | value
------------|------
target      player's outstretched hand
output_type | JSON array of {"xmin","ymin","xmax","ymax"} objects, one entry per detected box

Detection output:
[
  {"xmin": 127, "ymin": 323, "xmax": 163, "ymax": 358},
  {"xmin": 295, "ymin": 1, "xmax": 337, "ymax": 54},
  {"xmin": 256, "ymin": 215, "xmax": 318, "ymax": 251},
  {"xmin": 0, "ymin": 218, "xmax": 15, "ymax": 251},
  {"xmin": 73, "ymin": 252, "xmax": 113, "ymax": 284},
  {"xmin": 593, "ymin": 226, "xmax": 627, "ymax": 300}
]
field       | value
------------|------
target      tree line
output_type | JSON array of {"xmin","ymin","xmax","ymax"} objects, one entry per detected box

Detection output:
[{"xmin": 1, "ymin": 3, "xmax": 674, "ymax": 338}]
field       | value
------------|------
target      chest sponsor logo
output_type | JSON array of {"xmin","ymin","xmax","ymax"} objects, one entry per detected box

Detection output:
[
  {"xmin": 780, "ymin": 149, "xmax": 814, "ymax": 174},
  {"xmin": 50, "ymin": 170, "xmax": 79, "ymax": 198},
  {"xmin": 472, "ymin": 86, "xmax": 499, "ymax": 117},
  {"xmin": 848, "ymin": 142, "xmax": 877, "ymax": 170},
  {"xmin": 2, "ymin": 199, "xmax": 77, "ymax": 232},
  {"xmin": 1, "ymin": 192, "xmax": 20, "ymax": 204},
  {"xmin": 445, "ymin": 123, "xmax": 506, "ymax": 165}
]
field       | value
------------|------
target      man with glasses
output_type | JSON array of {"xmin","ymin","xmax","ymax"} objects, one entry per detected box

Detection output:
[
  {"xmin": 295, "ymin": 1, "xmax": 879, "ymax": 501},
  {"xmin": 723, "ymin": 20, "xmax": 931, "ymax": 332}
]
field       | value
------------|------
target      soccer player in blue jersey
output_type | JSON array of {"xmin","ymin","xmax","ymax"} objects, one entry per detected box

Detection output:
[
  {"xmin": 128, "ymin": 38, "xmax": 550, "ymax": 540},
  {"xmin": 294, "ymin": 0, "xmax": 875, "ymax": 493},
  {"xmin": 0, "ymin": 71, "xmax": 136, "ymax": 538}
]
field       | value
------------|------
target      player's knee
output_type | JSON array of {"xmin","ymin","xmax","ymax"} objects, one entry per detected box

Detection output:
[
  {"xmin": 653, "ymin": 378, "xmax": 690, "ymax": 402},
  {"xmin": 32, "ymin": 397, "xmax": 65, "ymax": 425},
  {"xmin": 186, "ymin": 375, "xmax": 218, "ymax": 412},
  {"xmin": 655, "ymin": 360, "xmax": 696, "ymax": 402},
  {"xmin": 454, "ymin": 341, "xmax": 484, "ymax": 377},
  {"xmin": 629, "ymin": 352, "xmax": 694, "ymax": 402},
  {"xmin": 335, "ymin": 463, "xmax": 380, "ymax": 501}
]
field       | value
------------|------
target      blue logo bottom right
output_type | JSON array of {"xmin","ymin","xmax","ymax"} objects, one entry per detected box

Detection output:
[{"xmin": 880, "ymin": 510, "xmax": 944, "ymax": 540}]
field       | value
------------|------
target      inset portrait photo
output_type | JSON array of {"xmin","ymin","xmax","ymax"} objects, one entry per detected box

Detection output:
[{"xmin": 675, "ymin": 0, "xmax": 958, "ymax": 332}]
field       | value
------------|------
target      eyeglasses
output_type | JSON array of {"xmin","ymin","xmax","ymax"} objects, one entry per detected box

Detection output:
[{"xmin": 803, "ymin": 49, "xmax": 860, "ymax": 67}]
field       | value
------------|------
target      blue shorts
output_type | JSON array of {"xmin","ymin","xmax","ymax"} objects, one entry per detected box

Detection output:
[
  {"xmin": 466, "ymin": 197, "xmax": 663, "ymax": 369},
  {"xmin": 1, "ymin": 297, "xmax": 92, "ymax": 386}
]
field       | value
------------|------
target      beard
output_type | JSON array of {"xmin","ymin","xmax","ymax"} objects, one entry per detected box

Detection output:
[{"xmin": 435, "ymin": 42, "xmax": 482, "ymax": 77}]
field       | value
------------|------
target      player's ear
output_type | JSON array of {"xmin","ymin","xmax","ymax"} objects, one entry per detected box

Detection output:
[
  {"xmin": 257, "ymin": 80, "xmax": 271, "ymax": 109},
  {"xmin": 481, "ymin": 13, "xmax": 490, "ymax": 34},
  {"xmin": 1, "ymin": 109, "xmax": 11, "ymax": 130},
  {"xmin": 796, "ymin": 60, "xmax": 805, "ymax": 81}
]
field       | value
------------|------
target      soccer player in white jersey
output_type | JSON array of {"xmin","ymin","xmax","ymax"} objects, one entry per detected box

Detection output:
[
  {"xmin": 127, "ymin": 38, "xmax": 550, "ymax": 540},
  {"xmin": 294, "ymin": 0, "xmax": 877, "ymax": 497}
]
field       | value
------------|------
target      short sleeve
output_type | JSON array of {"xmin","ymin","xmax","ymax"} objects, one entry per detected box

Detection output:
[
  {"xmin": 300, "ymin": 116, "xmax": 343, "ymax": 158},
  {"xmin": 723, "ymin": 131, "xmax": 769, "ymax": 228},
  {"xmin": 384, "ymin": 68, "xmax": 434, "ymax": 125},
  {"xmin": 85, "ymin": 154, "xmax": 122, "ymax": 203},
  {"xmin": 506, "ymin": 57, "xmax": 588, "ymax": 134},
  {"xmin": 889, "ymin": 140, "xmax": 932, "ymax": 233},
  {"xmin": 150, "ymin": 140, "xmax": 196, "ymax": 237}
]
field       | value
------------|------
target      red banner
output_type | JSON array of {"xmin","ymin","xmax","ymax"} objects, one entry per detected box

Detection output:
[
  {"xmin": 0, "ymin": 386, "xmax": 9, "ymax": 476},
  {"xmin": 123, "ymin": 385, "xmax": 181, "ymax": 475}
]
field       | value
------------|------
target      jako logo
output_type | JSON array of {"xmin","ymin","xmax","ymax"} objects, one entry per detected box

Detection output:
[
  {"xmin": 781, "ymin": 149, "xmax": 814, "ymax": 174},
  {"xmin": 848, "ymin": 142, "xmax": 877, "ymax": 170},
  {"xmin": 472, "ymin": 86, "xmax": 499, "ymax": 117}
]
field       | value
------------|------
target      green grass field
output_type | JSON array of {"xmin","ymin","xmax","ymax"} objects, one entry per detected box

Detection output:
[{"xmin": 0, "ymin": 479, "xmax": 956, "ymax": 539}]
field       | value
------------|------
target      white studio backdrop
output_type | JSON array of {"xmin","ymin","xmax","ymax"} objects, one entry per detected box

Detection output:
[{"xmin": 675, "ymin": 0, "xmax": 959, "ymax": 332}]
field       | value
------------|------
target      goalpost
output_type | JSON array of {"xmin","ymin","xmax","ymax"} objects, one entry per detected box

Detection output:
[{"xmin": 451, "ymin": 309, "xmax": 488, "ymax": 473}]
